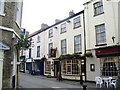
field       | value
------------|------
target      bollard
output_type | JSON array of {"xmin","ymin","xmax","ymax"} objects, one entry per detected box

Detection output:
[{"xmin": 83, "ymin": 85, "xmax": 87, "ymax": 90}]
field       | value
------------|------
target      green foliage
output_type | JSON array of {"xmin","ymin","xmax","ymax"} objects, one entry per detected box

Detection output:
[
  {"xmin": 15, "ymin": 34, "xmax": 31, "ymax": 50},
  {"xmin": 59, "ymin": 53, "xmax": 81, "ymax": 60},
  {"xmin": 84, "ymin": 52, "xmax": 93, "ymax": 57}
]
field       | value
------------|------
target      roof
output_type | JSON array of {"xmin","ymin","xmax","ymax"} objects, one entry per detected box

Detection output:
[
  {"xmin": 28, "ymin": 10, "xmax": 84, "ymax": 38},
  {"xmin": 0, "ymin": 41, "xmax": 10, "ymax": 50}
]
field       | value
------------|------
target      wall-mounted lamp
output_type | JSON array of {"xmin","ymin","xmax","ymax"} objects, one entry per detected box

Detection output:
[
  {"xmin": 54, "ymin": 27, "xmax": 57, "ymax": 29},
  {"xmin": 66, "ymin": 20, "xmax": 71, "ymax": 23},
  {"xmin": 112, "ymin": 36, "xmax": 115, "ymax": 43}
]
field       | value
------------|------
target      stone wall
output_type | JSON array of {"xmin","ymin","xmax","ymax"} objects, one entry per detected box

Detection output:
[{"xmin": 1, "ymin": 1, "xmax": 22, "ymax": 88}]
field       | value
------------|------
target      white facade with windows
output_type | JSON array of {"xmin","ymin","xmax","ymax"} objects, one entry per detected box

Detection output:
[
  {"xmin": 42, "ymin": 11, "xmax": 85, "ymax": 80},
  {"xmin": 84, "ymin": 0, "xmax": 120, "ymax": 81},
  {"xmin": 24, "ymin": 0, "xmax": 120, "ymax": 82}
]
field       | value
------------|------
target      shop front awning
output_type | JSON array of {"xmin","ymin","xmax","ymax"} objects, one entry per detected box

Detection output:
[{"xmin": 95, "ymin": 45, "xmax": 120, "ymax": 58}]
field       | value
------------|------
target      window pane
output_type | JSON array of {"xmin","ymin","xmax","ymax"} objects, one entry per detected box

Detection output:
[
  {"xmin": 94, "ymin": 1, "xmax": 103, "ymax": 15},
  {"xmin": 74, "ymin": 17, "xmax": 81, "ymax": 28},
  {"xmin": 96, "ymin": 24, "xmax": 106, "ymax": 44},
  {"xmin": 74, "ymin": 35, "xmax": 81, "ymax": 53}
]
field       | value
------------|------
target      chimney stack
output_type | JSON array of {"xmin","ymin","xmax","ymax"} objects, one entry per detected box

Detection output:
[
  {"xmin": 69, "ymin": 10, "xmax": 75, "ymax": 17},
  {"xmin": 55, "ymin": 19, "xmax": 61, "ymax": 24},
  {"xmin": 41, "ymin": 23, "xmax": 48, "ymax": 30}
]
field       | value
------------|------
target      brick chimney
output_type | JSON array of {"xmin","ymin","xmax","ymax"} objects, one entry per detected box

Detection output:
[
  {"xmin": 41, "ymin": 23, "xmax": 48, "ymax": 30},
  {"xmin": 55, "ymin": 19, "xmax": 61, "ymax": 24},
  {"xmin": 69, "ymin": 10, "xmax": 75, "ymax": 17}
]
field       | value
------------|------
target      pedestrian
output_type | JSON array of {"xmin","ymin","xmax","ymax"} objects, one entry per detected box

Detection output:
[{"xmin": 57, "ymin": 71, "xmax": 62, "ymax": 81}]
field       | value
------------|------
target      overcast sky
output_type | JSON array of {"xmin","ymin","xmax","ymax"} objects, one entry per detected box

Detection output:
[{"xmin": 21, "ymin": 0, "xmax": 89, "ymax": 34}]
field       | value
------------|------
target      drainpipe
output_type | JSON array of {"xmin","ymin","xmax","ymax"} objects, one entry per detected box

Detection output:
[{"xmin": 83, "ymin": 10, "xmax": 87, "ymax": 81}]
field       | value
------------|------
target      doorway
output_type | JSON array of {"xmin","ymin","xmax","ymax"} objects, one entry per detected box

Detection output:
[{"xmin": 54, "ymin": 61, "xmax": 60, "ymax": 77}]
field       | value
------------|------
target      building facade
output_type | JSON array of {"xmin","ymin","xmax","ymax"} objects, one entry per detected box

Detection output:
[
  {"xmin": 84, "ymin": 0, "xmax": 120, "ymax": 81},
  {"xmin": 24, "ymin": 0, "xmax": 120, "ymax": 82},
  {"xmin": 0, "ymin": 0, "xmax": 23, "ymax": 89}
]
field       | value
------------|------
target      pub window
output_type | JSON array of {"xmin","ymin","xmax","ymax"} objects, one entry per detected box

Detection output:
[
  {"xmin": 100, "ymin": 57, "xmax": 118, "ymax": 76},
  {"xmin": 45, "ymin": 61, "xmax": 51, "ymax": 74},
  {"xmin": 61, "ymin": 59, "xmax": 80, "ymax": 75}
]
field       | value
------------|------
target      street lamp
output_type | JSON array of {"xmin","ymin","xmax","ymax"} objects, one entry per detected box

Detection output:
[{"xmin": 80, "ymin": 59, "xmax": 85, "ymax": 85}]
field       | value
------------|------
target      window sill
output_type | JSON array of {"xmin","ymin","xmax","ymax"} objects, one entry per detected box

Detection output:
[
  {"xmin": 60, "ymin": 31, "xmax": 67, "ymax": 34},
  {"xmin": 94, "ymin": 12, "xmax": 104, "ymax": 17},
  {"xmin": 95, "ymin": 43, "xmax": 107, "ymax": 47},
  {"xmin": 0, "ymin": 13, "xmax": 5, "ymax": 17},
  {"xmin": 48, "ymin": 36, "xmax": 53, "ymax": 38},
  {"xmin": 73, "ymin": 25, "xmax": 81, "ymax": 29}
]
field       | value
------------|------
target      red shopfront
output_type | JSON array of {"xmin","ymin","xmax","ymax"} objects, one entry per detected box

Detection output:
[{"xmin": 95, "ymin": 45, "xmax": 120, "ymax": 77}]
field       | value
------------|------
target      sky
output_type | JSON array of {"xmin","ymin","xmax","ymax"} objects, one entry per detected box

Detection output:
[{"xmin": 21, "ymin": 0, "xmax": 89, "ymax": 34}]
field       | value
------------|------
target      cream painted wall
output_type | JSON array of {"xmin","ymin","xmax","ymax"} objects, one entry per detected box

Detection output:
[
  {"xmin": 84, "ymin": 0, "xmax": 119, "ymax": 81},
  {"xmin": 44, "ymin": 13, "xmax": 85, "ymax": 58},
  {"xmin": 86, "ymin": 50, "xmax": 101, "ymax": 81},
  {"xmin": 119, "ymin": 1, "xmax": 120, "ymax": 43},
  {"xmin": 84, "ymin": 0, "xmax": 119, "ymax": 50},
  {"xmin": 43, "ymin": 13, "xmax": 85, "ymax": 76},
  {"xmin": 0, "ymin": 50, "xmax": 4, "ymax": 90}
]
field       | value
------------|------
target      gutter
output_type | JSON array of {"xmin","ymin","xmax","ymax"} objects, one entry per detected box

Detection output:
[{"xmin": 0, "ymin": 26, "xmax": 21, "ymax": 39}]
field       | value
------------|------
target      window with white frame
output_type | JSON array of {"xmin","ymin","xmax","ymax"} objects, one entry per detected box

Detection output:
[
  {"xmin": 61, "ymin": 23, "xmax": 66, "ymax": 33},
  {"xmin": 48, "ymin": 29, "xmax": 53, "ymax": 38},
  {"xmin": 37, "ymin": 46, "xmax": 40, "ymax": 57},
  {"xmin": 100, "ymin": 57, "xmax": 118, "ymax": 76},
  {"xmin": 73, "ymin": 16, "xmax": 81, "ymax": 28},
  {"xmin": 61, "ymin": 39, "xmax": 67, "ymax": 54},
  {"xmin": 61, "ymin": 59, "xmax": 80, "ymax": 75},
  {"xmin": 94, "ymin": 1, "xmax": 104, "ymax": 15},
  {"xmin": 48, "ymin": 43, "xmax": 53, "ymax": 53},
  {"xmin": 16, "ymin": 1, "xmax": 22, "ymax": 26},
  {"xmin": 95, "ymin": 24, "xmax": 106, "ymax": 45},
  {"xmin": 0, "ymin": 0, "xmax": 4, "ymax": 14},
  {"xmin": 29, "ymin": 48, "xmax": 31, "ymax": 58},
  {"xmin": 74, "ymin": 35, "xmax": 82, "ymax": 53},
  {"xmin": 45, "ymin": 61, "xmax": 51, "ymax": 74},
  {"xmin": 37, "ymin": 35, "xmax": 40, "ymax": 43}
]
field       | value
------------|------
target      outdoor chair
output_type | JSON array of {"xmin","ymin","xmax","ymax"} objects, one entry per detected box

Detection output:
[
  {"xmin": 109, "ymin": 79, "xmax": 116, "ymax": 88},
  {"xmin": 95, "ymin": 77, "xmax": 103, "ymax": 88}
]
